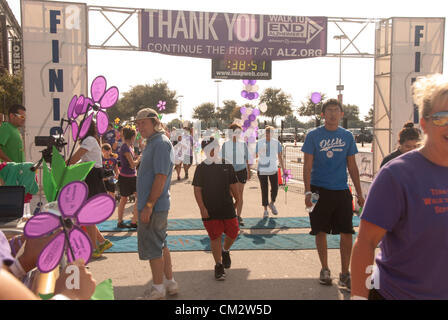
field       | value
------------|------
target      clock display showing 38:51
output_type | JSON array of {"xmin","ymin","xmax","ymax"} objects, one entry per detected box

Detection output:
[{"xmin": 225, "ymin": 59, "xmax": 270, "ymax": 72}]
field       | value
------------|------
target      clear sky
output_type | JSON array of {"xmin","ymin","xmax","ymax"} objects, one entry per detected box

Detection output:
[{"xmin": 7, "ymin": 0, "xmax": 448, "ymax": 124}]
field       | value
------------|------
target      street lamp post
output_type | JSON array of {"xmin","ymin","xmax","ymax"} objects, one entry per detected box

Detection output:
[
  {"xmin": 333, "ymin": 35, "xmax": 348, "ymax": 105},
  {"xmin": 214, "ymin": 80, "xmax": 222, "ymax": 128},
  {"xmin": 178, "ymin": 95, "xmax": 184, "ymax": 121}
]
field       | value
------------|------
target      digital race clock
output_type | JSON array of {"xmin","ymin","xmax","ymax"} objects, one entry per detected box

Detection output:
[{"xmin": 211, "ymin": 59, "xmax": 272, "ymax": 80}]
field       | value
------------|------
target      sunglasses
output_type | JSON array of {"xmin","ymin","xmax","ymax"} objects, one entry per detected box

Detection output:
[
  {"xmin": 425, "ymin": 111, "xmax": 448, "ymax": 126},
  {"xmin": 14, "ymin": 113, "xmax": 26, "ymax": 119}
]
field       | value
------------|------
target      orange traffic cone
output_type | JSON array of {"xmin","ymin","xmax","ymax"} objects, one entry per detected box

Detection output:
[{"xmin": 278, "ymin": 168, "xmax": 283, "ymax": 185}]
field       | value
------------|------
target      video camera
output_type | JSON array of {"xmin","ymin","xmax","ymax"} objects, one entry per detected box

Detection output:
[{"xmin": 34, "ymin": 135, "xmax": 67, "ymax": 164}]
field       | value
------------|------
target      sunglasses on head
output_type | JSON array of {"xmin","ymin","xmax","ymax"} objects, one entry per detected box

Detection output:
[
  {"xmin": 14, "ymin": 113, "xmax": 25, "ymax": 119},
  {"xmin": 425, "ymin": 111, "xmax": 448, "ymax": 127}
]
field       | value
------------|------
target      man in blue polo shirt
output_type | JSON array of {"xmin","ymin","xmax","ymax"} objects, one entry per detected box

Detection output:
[{"xmin": 135, "ymin": 107, "xmax": 178, "ymax": 300}]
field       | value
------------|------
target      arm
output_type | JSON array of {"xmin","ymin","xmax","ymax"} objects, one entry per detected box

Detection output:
[
  {"xmin": 351, "ymin": 219, "xmax": 386, "ymax": 299},
  {"xmin": 0, "ymin": 147, "xmax": 11, "ymax": 162},
  {"xmin": 229, "ymin": 183, "xmax": 241, "ymax": 209},
  {"xmin": 124, "ymin": 151, "xmax": 140, "ymax": 169},
  {"xmin": 303, "ymin": 152, "xmax": 314, "ymax": 207},
  {"xmin": 347, "ymin": 155, "xmax": 365, "ymax": 207},
  {"xmin": 68, "ymin": 147, "xmax": 88, "ymax": 165},
  {"xmin": 278, "ymin": 152, "xmax": 285, "ymax": 172},
  {"xmin": 193, "ymin": 186, "xmax": 209, "ymax": 219},
  {"xmin": 140, "ymin": 174, "xmax": 167, "ymax": 224}
]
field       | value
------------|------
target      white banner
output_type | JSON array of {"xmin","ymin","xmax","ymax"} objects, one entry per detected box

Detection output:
[
  {"xmin": 390, "ymin": 18, "xmax": 445, "ymax": 150},
  {"xmin": 22, "ymin": 0, "xmax": 87, "ymax": 162}
]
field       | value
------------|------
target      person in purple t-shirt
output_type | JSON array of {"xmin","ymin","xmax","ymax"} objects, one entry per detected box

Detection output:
[
  {"xmin": 351, "ymin": 74, "xmax": 448, "ymax": 300},
  {"xmin": 117, "ymin": 127, "xmax": 141, "ymax": 229}
]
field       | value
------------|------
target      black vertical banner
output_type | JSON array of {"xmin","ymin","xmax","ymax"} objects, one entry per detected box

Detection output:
[{"xmin": 0, "ymin": 15, "xmax": 8, "ymax": 72}]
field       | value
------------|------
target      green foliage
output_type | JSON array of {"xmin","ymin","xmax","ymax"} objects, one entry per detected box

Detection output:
[
  {"xmin": 297, "ymin": 92, "xmax": 327, "ymax": 120},
  {"xmin": 167, "ymin": 118, "xmax": 184, "ymax": 129},
  {"xmin": 364, "ymin": 107, "xmax": 374, "ymax": 125},
  {"xmin": 0, "ymin": 72, "xmax": 23, "ymax": 115},
  {"xmin": 107, "ymin": 79, "xmax": 178, "ymax": 121},
  {"xmin": 192, "ymin": 102, "xmax": 216, "ymax": 126},
  {"xmin": 259, "ymin": 88, "xmax": 293, "ymax": 123},
  {"xmin": 218, "ymin": 100, "xmax": 238, "ymax": 125},
  {"xmin": 343, "ymin": 104, "xmax": 360, "ymax": 121}
]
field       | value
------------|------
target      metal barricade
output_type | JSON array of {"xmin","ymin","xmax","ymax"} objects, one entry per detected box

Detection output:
[{"xmin": 283, "ymin": 145, "xmax": 305, "ymax": 193}]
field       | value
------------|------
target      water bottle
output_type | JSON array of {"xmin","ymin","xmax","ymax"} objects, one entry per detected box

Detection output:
[{"xmin": 305, "ymin": 192, "xmax": 319, "ymax": 212}]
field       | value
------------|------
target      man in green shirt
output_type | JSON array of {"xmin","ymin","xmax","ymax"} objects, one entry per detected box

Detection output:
[{"xmin": 0, "ymin": 104, "xmax": 26, "ymax": 163}]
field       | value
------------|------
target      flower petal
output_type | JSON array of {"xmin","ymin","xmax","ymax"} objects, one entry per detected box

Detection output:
[
  {"xmin": 58, "ymin": 181, "xmax": 88, "ymax": 218},
  {"xmin": 37, "ymin": 231, "xmax": 65, "ymax": 273},
  {"xmin": 96, "ymin": 110, "xmax": 109, "ymax": 135},
  {"xmin": 74, "ymin": 95, "xmax": 85, "ymax": 115},
  {"xmin": 23, "ymin": 213, "xmax": 61, "ymax": 238},
  {"xmin": 71, "ymin": 121, "xmax": 79, "ymax": 142},
  {"xmin": 91, "ymin": 75, "xmax": 106, "ymax": 102},
  {"xmin": 83, "ymin": 97, "xmax": 94, "ymax": 114},
  {"xmin": 68, "ymin": 95, "xmax": 77, "ymax": 119},
  {"xmin": 99, "ymin": 86, "xmax": 119, "ymax": 109},
  {"xmin": 66, "ymin": 226, "xmax": 92, "ymax": 265},
  {"xmin": 77, "ymin": 194, "xmax": 115, "ymax": 225},
  {"xmin": 78, "ymin": 113, "xmax": 93, "ymax": 139}
]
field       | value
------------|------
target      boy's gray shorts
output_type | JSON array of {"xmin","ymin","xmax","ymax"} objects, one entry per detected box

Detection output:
[{"xmin": 137, "ymin": 211, "xmax": 169, "ymax": 260}]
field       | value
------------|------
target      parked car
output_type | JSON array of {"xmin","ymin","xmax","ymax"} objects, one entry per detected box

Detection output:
[
  {"xmin": 279, "ymin": 132, "xmax": 295, "ymax": 143},
  {"xmin": 355, "ymin": 128, "xmax": 373, "ymax": 143}
]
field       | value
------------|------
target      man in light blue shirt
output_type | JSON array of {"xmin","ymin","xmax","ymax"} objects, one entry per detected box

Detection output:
[
  {"xmin": 135, "ymin": 108, "xmax": 178, "ymax": 300},
  {"xmin": 220, "ymin": 123, "xmax": 250, "ymax": 226}
]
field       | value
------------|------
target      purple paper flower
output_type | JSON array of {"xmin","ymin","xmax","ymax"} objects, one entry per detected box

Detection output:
[
  {"xmin": 157, "ymin": 100, "xmax": 166, "ymax": 111},
  {"xmin": 283, "ymin": 169, "xmax": 292, "ymax": 184},
  {"xmin": 24, "ymin": 181, "xmax": 115, "ymax": 273},
  {"xmin": 68, "ymin": 76, "xmax": 119, "ymax": 141}
]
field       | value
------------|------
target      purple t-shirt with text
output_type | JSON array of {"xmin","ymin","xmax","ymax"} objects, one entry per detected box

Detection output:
[
  {"xmin": 119, "ymin": 143, "xmax": 136, "ymax": 176},
  {"xmin": 361, "ymin": 150, "xmax": 448, "ymax": 299}
]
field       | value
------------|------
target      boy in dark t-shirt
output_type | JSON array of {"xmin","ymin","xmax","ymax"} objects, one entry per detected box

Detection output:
[{"xmin": 192, "ymin": 137, "xmax": 241, "ymax": 281}]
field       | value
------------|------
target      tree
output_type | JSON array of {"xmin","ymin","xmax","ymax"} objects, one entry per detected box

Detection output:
[
  {"xmin": 284, "ymin": 114, "xmax": 307, "ymax": 128},
  {"xmin": 217, "ymin": 100, "xmax": 237, "ymax": 125},
  {"xmin": 0, "ymin": 71, "xmax": 23, "ymax": 115},
  {"xmin": 343, "ymin": 104, "xmax": 360, "ymax": 121},
  {"xmin": 364, "ymin": 107, "xmax": 374, "ymax": 126},
  {"xmin": 297, "ymin": 92, "xmax": 327, "ymax": 120},
  {"xmin": 192, "ymin": 103, "xmax": 216, "ymax": 128},
  {"xmin": 259, "ymin": 88, "xmax": 293, "ymax": 124},
  {"xmin": 107, "ymin": 79, "xmax": 178, "ymax": 121},
  {"xmin": 167, "ymin": 118, "xmax": 183, "ymax": 129}
]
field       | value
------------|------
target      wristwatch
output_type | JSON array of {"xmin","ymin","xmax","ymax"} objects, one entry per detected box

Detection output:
[
  {"xmin": 146, "ymin": 202, "xmax": 154, "ymax": 209},
  {"xmin": 304, "ymin": 191, "xmax": 312, "ymax": 196}
]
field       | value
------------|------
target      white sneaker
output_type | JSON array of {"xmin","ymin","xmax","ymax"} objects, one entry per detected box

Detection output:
[
  {"xmin": 269, "ymin": 202, "xmax": 278, "ymax": 215},
  {"xmin": 144, "ymin": 286, "xmax": 166, "ymax": 300},
  {"xmin": 165, "ymin": 279, "xmax": 179, "ymax": 295},
  {"xmin": 263, "ymin": 209, "xmax": 269, "ymax": 218}
]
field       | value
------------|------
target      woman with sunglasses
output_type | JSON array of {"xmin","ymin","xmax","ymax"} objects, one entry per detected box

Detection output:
[
  {"xmin": 380, "ymin": 122, "xmax": 421, "ymax": 168},
  {"xmin": 351, "ymin": 74, "xmax": 448, "ymax": 300}
]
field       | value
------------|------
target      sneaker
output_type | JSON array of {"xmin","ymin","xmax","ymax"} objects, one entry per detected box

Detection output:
[
  {"xmin": 222, "ymin": 250, "xmax": 231, "ymax": 269},
  {"xmin": 263, "ymin": 209, "xmax": 269, "ymax": 218},
  {"xmin": 319, "ymin": 268, "xmax": 332, "ymax": 286},
  {"xmin": 117, "ymin": 221, "xmax": 131, "ymax": 229},
  {"xmin": 144, "ymin": 286, "xmax": 166, "ymax": 300},
  {"xmin": 215, "ymin": 263, "xmax": 226, "ymax": 281},
  {"xmin": 165, "ymin": 280, "xmax": 179, "ymax": 295},
  {"xmin": 268, "ymin": 202, "xmax": 278, "ymax": 215},
  {"xmin": 91, "ymin": 248, "xmax": 102, "ymax": 259},
  {"xmin": 98, "ymin": 239, "xmax": 113, "ymax": 254},
  {"xmin": 238, "ymin": 216, "xmax": 245, "ymax": 226},
  {"xmin": 339, "ymin": 272, "xmax": 351, "ymax": 291}
]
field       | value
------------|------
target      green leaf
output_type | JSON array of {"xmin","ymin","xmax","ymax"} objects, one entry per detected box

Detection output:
[
  {"xmin": 90, "ymin": 279, "xmax": 114, "ymax": 300},
  {"xmin": 42, "ymin": 160, "xmax": 57, "ymax": 202},
  {"xmin": 62, "ymin": 161, "xmax": 94, "ymax": 186},
  {"xmin": 51, "ymin": 146, "xmax": 67, "ymax": 189}
]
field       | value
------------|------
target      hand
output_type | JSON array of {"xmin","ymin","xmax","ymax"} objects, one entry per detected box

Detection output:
[
  {"xmin": 140, "ymin": 205, "xmax": 153, "ymax": 224},
  {"xmin": 199, "ymin": 207, "xmax": 209, "ymax": 219},
  {"xmin": 18, "ymin": 231, "xmax": 61, "ymax": 273},
  {"xmin": 54, "ymin": 259, "xmax": 96, "ymax": 300},
  {"xmin": 233, "ymin": 200, "xmax": 240, "ymax": 210},
  {"xmin": 305, "ymin": 194, "xmax": 312, "ymax": 208},
  {"xmin": 357, "ymin": 195, "xmax": 365, "ymax": 208}
]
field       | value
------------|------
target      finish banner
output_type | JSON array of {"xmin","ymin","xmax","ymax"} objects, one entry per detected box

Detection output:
[{"xmin": 140, "ymin": 10, "xmax": 327, "ymax": 60}]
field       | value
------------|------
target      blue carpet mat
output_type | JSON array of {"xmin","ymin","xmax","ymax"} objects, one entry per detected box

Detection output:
[
  {"xmin": 105, "ymin": 232, "xmax": 357, "ymax": 252},
  {"xmin": 98, "ymin": 216, "xmax": 360, "ymax": 232}
]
